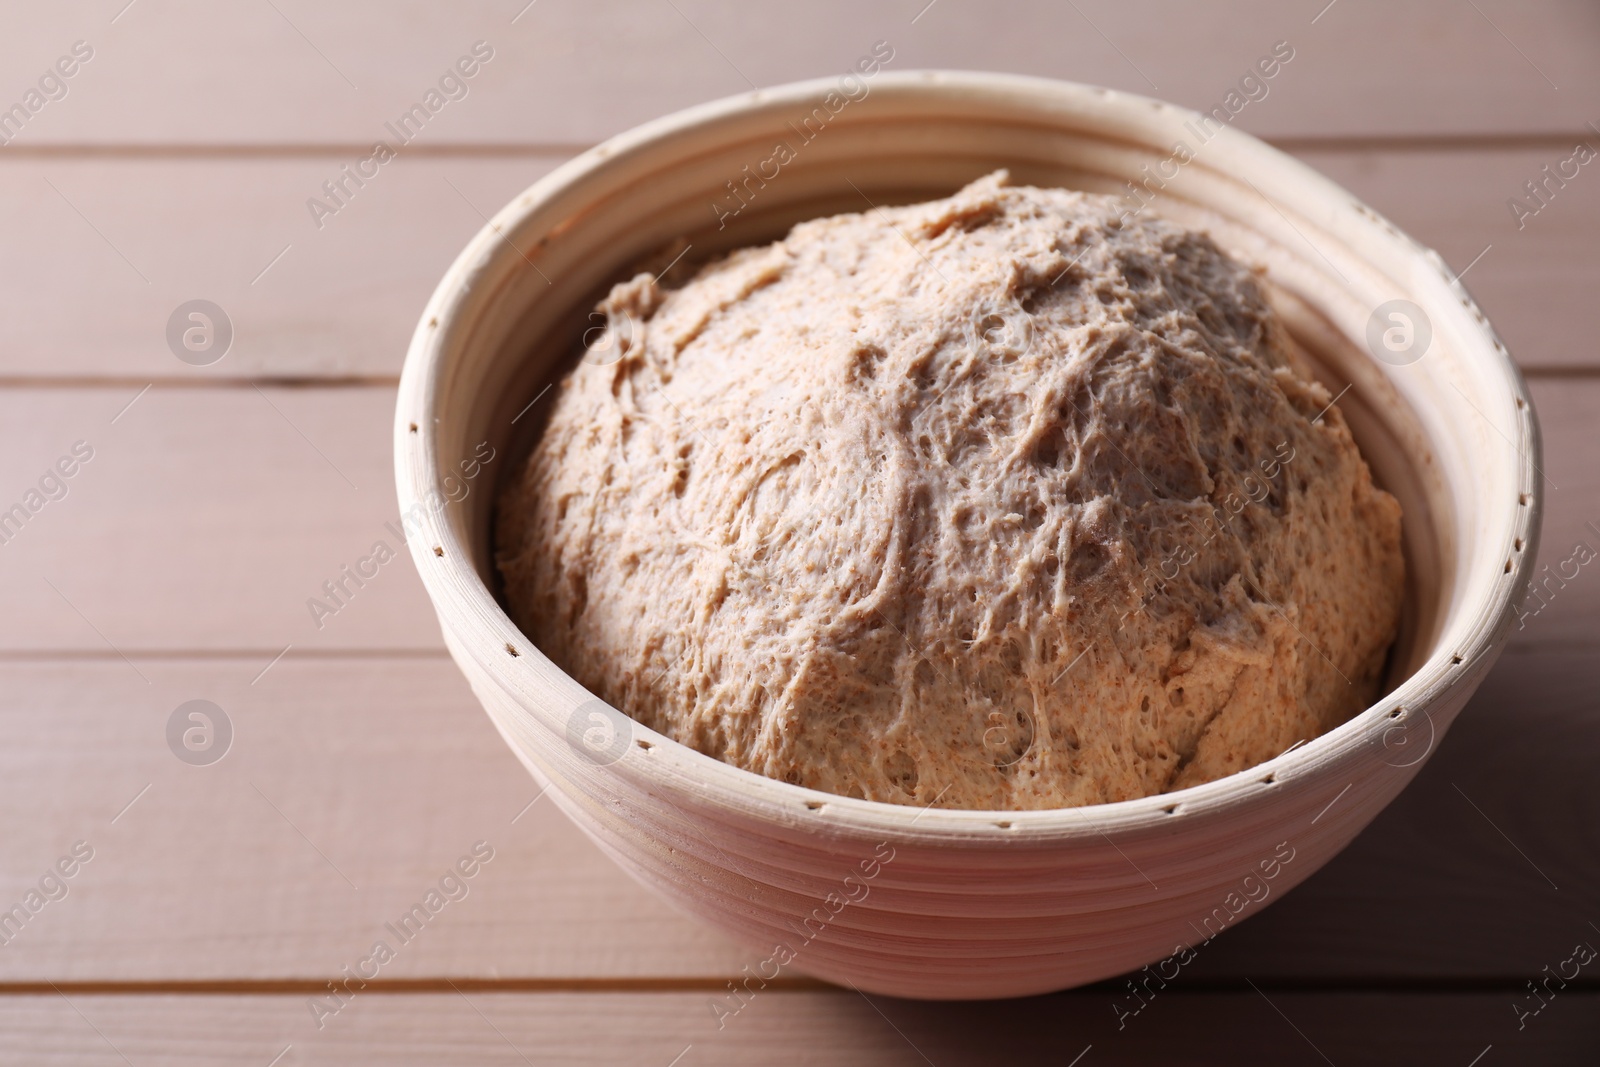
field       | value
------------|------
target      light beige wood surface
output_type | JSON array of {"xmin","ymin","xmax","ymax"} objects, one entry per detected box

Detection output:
[
  {"xmin": 3, "ymin": 0, "xmax": 1597, "ymax": 1059},
  {"xmin": 0, "ymin": 658, "xmax": 747, "ymax": 983},
  {"xmin": 3, "ymin": 0, "xmax": 1595, "ymax": 144},
  {"xmin": 2, "ymin": 146, "xmax": 1596, "ymax": 379},
  {"xmin": 0, "ymin": 156, "xmax": 563, "ymax": 380}
]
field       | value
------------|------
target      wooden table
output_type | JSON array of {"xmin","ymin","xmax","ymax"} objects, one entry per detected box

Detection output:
[{"xmin": 2, "ymin": 2, "xmax": 1596, "ymax": 1062}]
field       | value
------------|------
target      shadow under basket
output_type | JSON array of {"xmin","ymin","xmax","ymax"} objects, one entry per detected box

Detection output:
[{"xmin": 396, "ymin": 72, "xmax": 1542, "ymax": 999}]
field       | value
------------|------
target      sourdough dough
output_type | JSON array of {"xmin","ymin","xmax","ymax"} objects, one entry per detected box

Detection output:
[{"xmin": 496, "ymin": 171, "xmax": 1404, "ymax": 810}]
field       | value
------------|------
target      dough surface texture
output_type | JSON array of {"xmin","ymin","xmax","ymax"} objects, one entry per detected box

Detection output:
[{"xmin": 496, "ymin": 172, "xmax": 1404, "ymax": 810}]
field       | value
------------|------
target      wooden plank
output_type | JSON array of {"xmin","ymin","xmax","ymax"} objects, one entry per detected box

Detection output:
[
  {"xmin": 0, "ymin": 991, "xmax": 1593, "ymax": 1065},
  {"xmin": 0, "ymin": 646, "xmax": 1593, "ymax": 985},
  {"xmin": 0, "ymin": 156, "xmax": 562, "ymax": 381},
  {"xmin": 0, "ymin": 657, "xmax": 748, "ymax": 983},
  {"xmin": 1515, "ymin": 380, "xmax": 1600, "ymax": 647},
  {"xmin": 0, "ymin": 378, "xmax": 1590, "ymax": 654},
  {"xmin": 1, "ymin": 1, "xmax": 1595, "ymax": 146},
  {"xmin": 1296, "ymin": 144, "xmax": 1600, "ymax": 374},
  {"xmin": 0, "ymin": 3, "xmax": 1590, "ymax": 1054},
  {"xmin": 0, "ymin": 386, "xmax": 435, "ymax": 653},
  {"xmin": 0, "ymin": 145, "xmax": 1594, "ymax": 382}
]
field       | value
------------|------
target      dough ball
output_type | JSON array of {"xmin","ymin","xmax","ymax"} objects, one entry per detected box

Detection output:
[{"xmin": 496, "ymin": 172, "xmax": 1404, "ymax": 811}]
